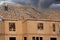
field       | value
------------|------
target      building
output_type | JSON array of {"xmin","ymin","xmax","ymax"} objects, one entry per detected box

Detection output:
[{"xmin": 0, "ymin": 3, "xmax": 60, "ymax": 40}]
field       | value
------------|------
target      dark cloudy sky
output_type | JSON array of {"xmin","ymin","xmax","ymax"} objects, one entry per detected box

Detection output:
[{"xmin": 0, "ymin": 0, "xmax": 60, "ymax": 10}]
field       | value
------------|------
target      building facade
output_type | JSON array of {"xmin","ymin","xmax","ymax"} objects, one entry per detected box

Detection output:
[{"xmin": 0, "ymin": 3, "xmax": 60, "ymax": 40}]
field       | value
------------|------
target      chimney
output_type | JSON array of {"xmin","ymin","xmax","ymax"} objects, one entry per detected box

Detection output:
[{"xmin": 3, "ymin": 0, "xmax": 8, "ymax": 11}]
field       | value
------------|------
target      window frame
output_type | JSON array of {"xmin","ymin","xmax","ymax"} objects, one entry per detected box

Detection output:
[
  {"xmin": 52, "ymin": 23, "xmax": 56, "ymax": 32},
  {"xmin": 24, "ymin": 37, "xmax": 27, "ymax": 40},
  {"xmin": 32, "ymin": 37, "xmax": 35, "ymax": 40},
  {"xmin": 40, "ymin": 37, "xmax": 43, "ymax": 40},
  {"xmin": 9, "ymin": 22, "xmax": 16, "ymax": 31},
  {"xmin": 9, "ymin": 37, "xmax": 16, "ymax": 40},
  {"xmin": 37, "ymin": 23, "xmax": 43, "ymax": 30}
]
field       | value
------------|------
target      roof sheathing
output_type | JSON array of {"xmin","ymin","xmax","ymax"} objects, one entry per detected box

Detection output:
[{"xmin": 0, "ymin": 4, "xmax": 60, "ymax": 21}]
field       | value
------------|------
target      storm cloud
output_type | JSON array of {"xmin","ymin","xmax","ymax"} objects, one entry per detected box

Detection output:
[
  {"xmin": 1, "ymin": 0, "xmax": 60, "ymax": 8},
  {"xmin": 9, "ymin": 0, "xmax": 60, "ymax": 8}
]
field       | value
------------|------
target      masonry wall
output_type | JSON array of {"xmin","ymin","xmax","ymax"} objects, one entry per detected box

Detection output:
[
  {"xmin": 23, "ymin": 20, "xmax": 60, "ymax": 40},
  {"xmin": 4, "ymin": 20, "xmax": 23, "ymax": 40},
  {"xmin": 0, "ymin": 21, "xmax": 5, "ymax": 40},
  {"xmin": 25, "ymin": 20, "xmax": 59, "ymax": 34},
  {"xmin": 0, "ymin": 20, "xmax": 24, "ymax": 40},
  {"xmin": 0, "ymin": 20, "xmax": 60, "ymax": 40},
  {"xmin": 0, "ymin": 21, "xmax": 5, "ymax": 34}
]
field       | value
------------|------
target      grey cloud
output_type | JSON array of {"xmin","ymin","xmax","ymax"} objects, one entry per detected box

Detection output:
[
  {"xmin": 2, "ymin": 0, "xmax": 60, "ymax": 8},
  {"xmin": 50, "ymin": 4, "xmax": 60, "ymax": 10},
  {"xmin": 9, "ymin": 0, "xmax": 56, "ymax": 8}
]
